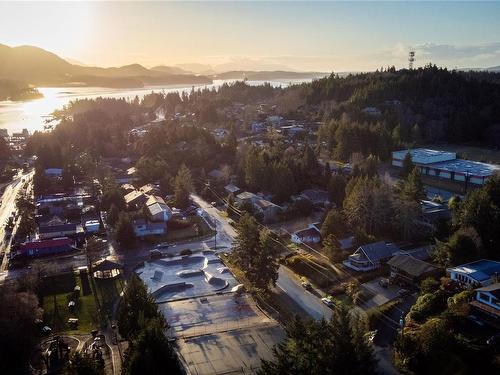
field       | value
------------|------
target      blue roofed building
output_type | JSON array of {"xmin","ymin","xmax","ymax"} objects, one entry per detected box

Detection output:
[{"xmin": 447, "ymin": 259, "xmax": 500, "ymax": 287}]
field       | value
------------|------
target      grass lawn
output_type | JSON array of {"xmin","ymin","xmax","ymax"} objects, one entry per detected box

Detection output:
[
  {"xmin": 95, "ymin": 276, "xmax": 124, "ymax": 317},
  {"xmin": 42, "ymin": 272, "xmax": 99, "ymax": 334},
  {"xmin": 165, "ymin": 216, "xmax": 215, "ymax": 242}
]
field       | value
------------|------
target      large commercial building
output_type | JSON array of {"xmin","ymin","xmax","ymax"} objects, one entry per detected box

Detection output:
[{"xmin": 392, "ymin": 148, "xmax": 499, "ymax": 185}]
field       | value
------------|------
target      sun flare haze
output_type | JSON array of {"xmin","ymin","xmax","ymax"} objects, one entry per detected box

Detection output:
[{"xmin": 1, "ymin": 1, "xmax": 500, "ymax": 71}]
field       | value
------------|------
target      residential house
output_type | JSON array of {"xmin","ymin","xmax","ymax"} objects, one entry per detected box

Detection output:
[
  {"xmin": 140, "ymin": 183, "xmax": 160, "ymax": 196},
  {"xmin": 38, "ymin": 222, "xmax": 78, "ymax": 240},
  {"xmin": 291, "ymin": 225, "xmax": 321, "ymax": 244},
  {"xmin": 18, "ymin": 237, "xmax": 74, "ymax": 257},
  {"xmin": 253, "ymin": 199, "xmax": 281, "ymax": 223},
  {"xmin": 235, "ymin": 191, "xmax": 259, "ymax": 205},
  {"xmin": 146, "ymin": 196, "xmax": 172, "ymax": 222},
  {"xmin": 447, "ymin": 259, "xmax": 500, "ymax": 287},
  {"xmin": 280, "ymin": 125, "xmax": 305, "ymax": 137},
  {"xmin": 299, "ymin": 189, "xmax": 330, "ymax": 207},
  {"xmin": 470, "ymin": 283, "xmax": 500, "ymax": 321},
  {"xmin": 124, "ymin": 190, "xmax": 148, "ymax": 210},
  {"xmin": 120, "ymin": 184, "xmax": 136, "ymax": 194},
  {"xmin": 208, "ymin": 169, "xmax": 225, "ymax": 181},
  {"xmin": 133, "ymin": 219, "xmax": 167, "ymax": 237},
  {"xmin": 387, "ymin": 254, "xmax": 439, "ymax": 284},
  {"xmin": 343, "ymin": 241, "xmax": 400, "ymax": 272},
  {"xmin": 251, "ymin": 122, "xmax": 266, "ymax": 133},
  {"xmin": 224, "ymin": 184, "xmax": 241, "ymax": 195}
]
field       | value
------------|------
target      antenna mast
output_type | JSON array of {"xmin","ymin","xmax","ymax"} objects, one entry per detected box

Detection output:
[{"xmin": 408, "ymin": 51, "xmax": 415, "ymax": 70}]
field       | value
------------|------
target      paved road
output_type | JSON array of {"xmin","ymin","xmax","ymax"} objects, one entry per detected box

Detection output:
[
  {"xmin": 0, "ymin": 170, "xmax": 33, "ymax": 272},
  {"xmin": 191, "ymin": 194, "xmax": 236, "ymax": 248},
  {"xmin": 276, "ymin": 266, "xmax": 332, "ymax": 321}
]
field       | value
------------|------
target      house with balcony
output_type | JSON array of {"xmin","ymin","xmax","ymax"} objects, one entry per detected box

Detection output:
[
  {"xmin": 343, "ymin": 241, "xmax": 400, "ymax": 272},
  {"xmin": 470, "ymin": 283, "xmax": 500, "ymax": 322}
]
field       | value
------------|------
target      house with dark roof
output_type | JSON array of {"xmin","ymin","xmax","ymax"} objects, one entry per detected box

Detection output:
[
  {"xmin": 224, "ymin": 184, "xmax": 241, "ymax": 195},
  {"xmin": 343, "ymin": 241, "xmax": 400, "ymax": 272},
  {"xmin": 447, "ymin": 259, "xmax": 500, "ymax": 287},
  {"xmin": 38, "ymin": 223, "xmax": 77, "ymax": 240},
  {"xmin": 208, "ymin": 169, "xmax": 224, "ymax": 180},
  {"xmin": 470, "ymin": 283, "xmax": 500, "ymax": 321},
  {"xmin": 299, "ymin": 189, "xmax": 330, "ymax": 207},
  {"xmin": 387, "ymin": 254, "xmax": 439, "ymax": 283}
]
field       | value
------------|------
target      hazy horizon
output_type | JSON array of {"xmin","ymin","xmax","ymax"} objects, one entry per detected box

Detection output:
[{"xmin": 1, "ymin": 1, "xmax": 500, "ymax": 72}]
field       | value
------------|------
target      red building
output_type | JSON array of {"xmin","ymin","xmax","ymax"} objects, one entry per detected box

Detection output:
[{"xmin": 19, "ymin": 237, "xmax": 73, "ymax": 257}]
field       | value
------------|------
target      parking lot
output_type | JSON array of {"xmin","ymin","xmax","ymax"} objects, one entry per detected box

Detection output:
[
  {"xmin": 160, "ymin": 293, "xmax": 275, "ymax": 338},
  {"xmin": 177, "ymin": 324, "xmax": 284, "ymax": 375}
]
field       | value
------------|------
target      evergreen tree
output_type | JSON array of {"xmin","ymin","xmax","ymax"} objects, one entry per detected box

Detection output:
[
  {"xmin": 397, "ymin": 167, "xmax": 426, "ymax": 202},
  {"xmin": 233, "ymin": 214, "xmax": 280, "ymax": 292},
  {"xmin": 107, "ymin": 204, "xmax": 120, "ymax": 227},
  {"xmin": 259, "ymin": 302, "xmax": 377, "ymax": 375},
  {"xmin": 327, "ymin": 175, "xmax": 346, "ymax": 207},
  {"xmin": 173, "ymin": 164, "xmax": 193, "ymax": 209},
  {"xmin": 117, "ymin": 274, "xmax": 161, "ymax": 339},
  {"xmin": 122, "ymin": 318, "xmax": 182, "ymax": 375},
  {"xmin": 321, "ymin": 209, "xmax": 347, "ymax": 239},
  {"xmin": 401, "ymin": 152, "xmax": 414, "ymax": 178},
  {"xmin": 115, "ymin": 212, "xmax": 135, "ymax": 247}
]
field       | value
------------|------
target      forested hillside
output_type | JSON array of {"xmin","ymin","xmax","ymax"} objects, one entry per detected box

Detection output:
[{"xmin": 306, "ymin": 65, "xmax": 500, "ymax": 150}]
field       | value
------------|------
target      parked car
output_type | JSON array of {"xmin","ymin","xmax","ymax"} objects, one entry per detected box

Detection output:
[
  {"xmin": 228, "ymin": 219, "xmax": 236, "ymax": 227},
  {"xmin": 301, "ymin": 281, "xmax": 312, "ymax": 290},
  {"xmin": 321, "ymin": 297, "xmax": 335, "ymax": 308},
  {"xmin": 41, "ymin": 326, "xmax": 52, "ymax": 336},
  {"xmin": 155, "ymin": 242, "xmax": 170, "ymax": 250}
]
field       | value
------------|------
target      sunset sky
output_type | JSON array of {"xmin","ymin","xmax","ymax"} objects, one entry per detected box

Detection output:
[{"xmin": 1, "ymin": 1, "xmax": 500, "ymax": 72}]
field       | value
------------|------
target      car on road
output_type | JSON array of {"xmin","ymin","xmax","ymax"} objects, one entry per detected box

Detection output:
[
  {"xmin": 321, "ymin": 296, "xmax": 335, "ymax": 308},
  {"xmin": 301, "ymin": 280, "xmax": 312, "ymax": 290},
  {"xmin": 155, "ymin": 242, "xmax": 170, "ymax": 250},
  {"xmin": 211, "ymin": 201, "xmax": 217, "ymax": 206}
]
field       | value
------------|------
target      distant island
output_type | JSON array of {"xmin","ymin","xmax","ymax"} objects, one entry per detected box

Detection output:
[
  {"xmin": 0, "ymin": 43, "xmax": 328, "ymax": 89},
  {"xmin": 0, "ymin": 79, "xmax": 43, "ymax": 101}
]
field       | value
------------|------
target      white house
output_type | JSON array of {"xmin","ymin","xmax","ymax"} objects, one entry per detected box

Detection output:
[
  {"xmin": 447, "ymin": 259, "xmax": 500, "ymax": 287},
  {"xmin": 291, "ymin": 225, "xmax": 321, "ymax": 244},
  {"xmin": 343, "ymin": 241, "xmax": 400, "ymax": 272},
  {"xmin": 133, "ymin": 219, "xmax": 166, "ymax": 237}
]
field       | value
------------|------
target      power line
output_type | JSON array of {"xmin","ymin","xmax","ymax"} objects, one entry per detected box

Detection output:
[{"xmin": 199, "ymin": 182, "xmax": 406, "ymax": 326}]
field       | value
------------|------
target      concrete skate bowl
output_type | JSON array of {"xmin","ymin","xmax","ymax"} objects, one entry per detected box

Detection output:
[
  {"xmin": 154, "ymin": 255, "xmax": 206, "ymax": 268},
  {"xmin": 176, "ymin": 269, "xmax": 205, "ymax": 278},
  {"xmin": 151, "ymin": 282, "xmax": 194, "ymax": 299},
  {"xmin": 205, "ymin": 272, "xmax": 229, "ymax": 290}
]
